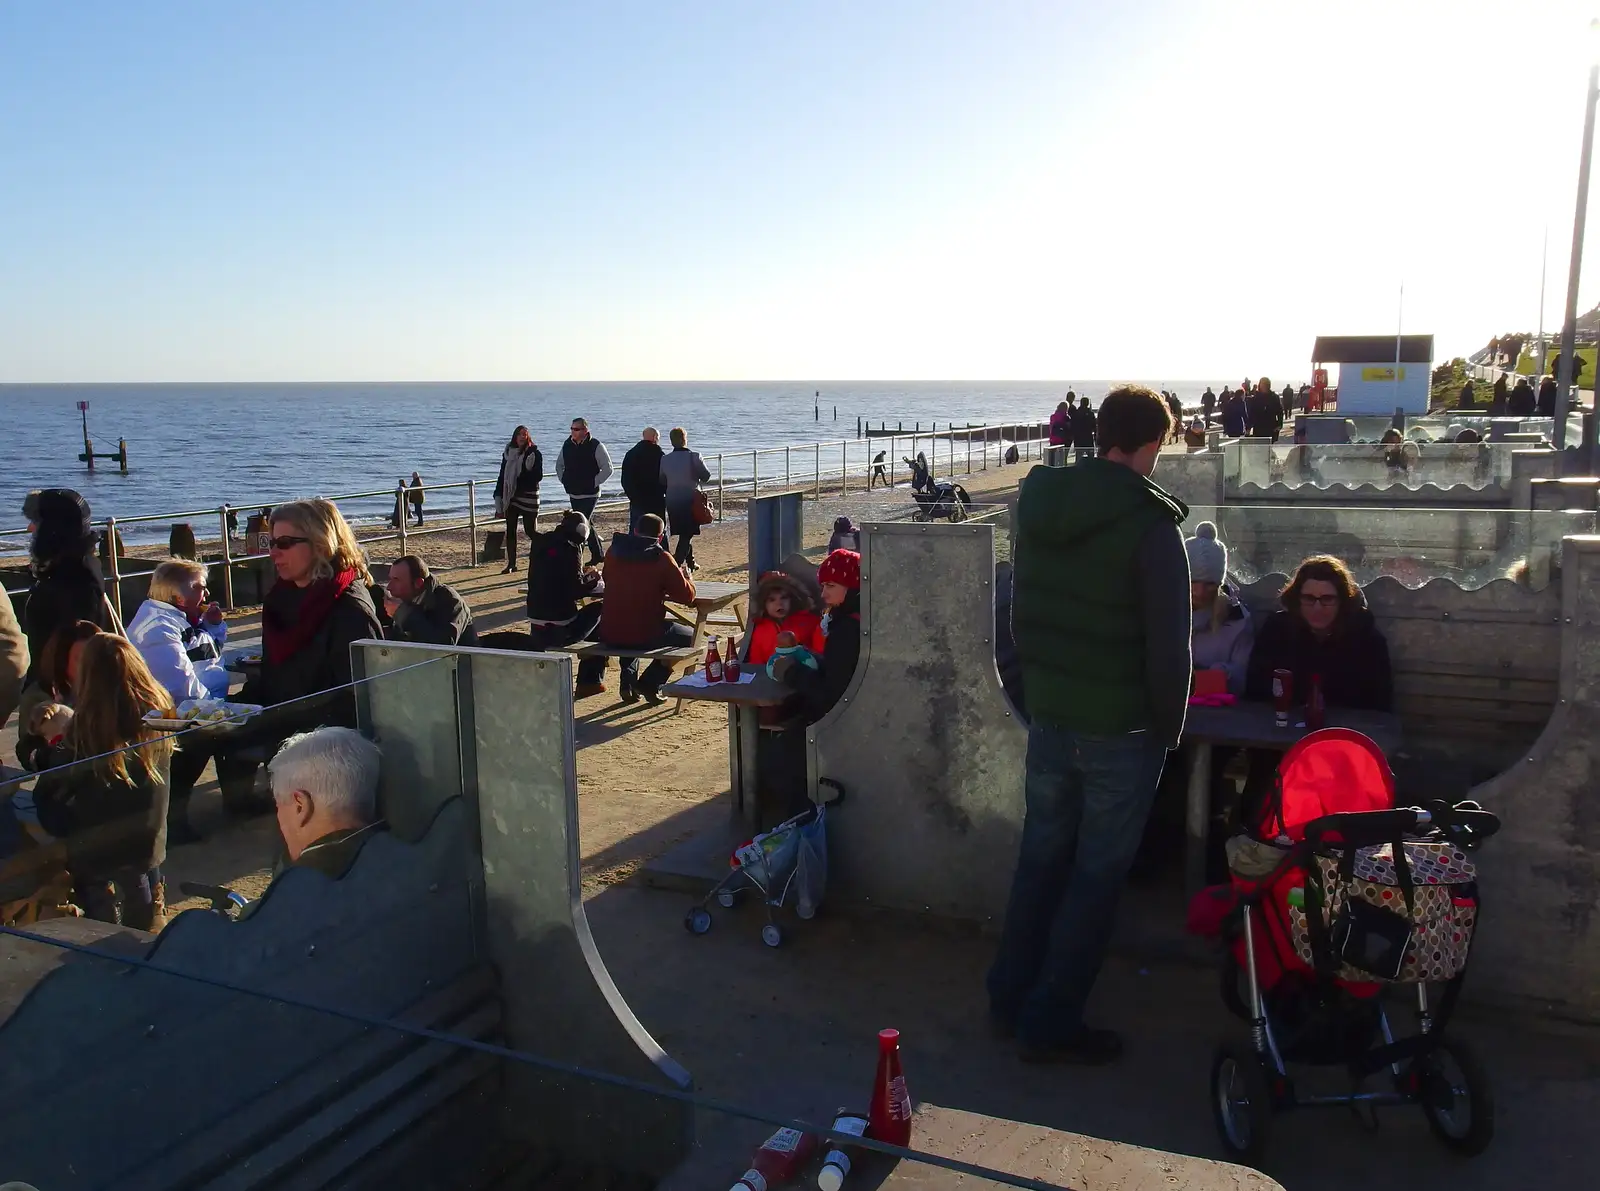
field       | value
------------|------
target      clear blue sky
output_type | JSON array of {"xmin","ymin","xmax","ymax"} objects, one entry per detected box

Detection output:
[{"xmin": 1, "ymin": 0, "xmax": 1595, "ymax": 381}]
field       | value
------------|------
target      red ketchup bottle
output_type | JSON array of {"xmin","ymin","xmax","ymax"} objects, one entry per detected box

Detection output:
[
  {"xmin": 705, "ymin": 635, "xmax": 723, "ymax": 683},
  {"xmin": 1306, "ymin": 672, "xmax": 1326, "ymax": 731},
  {"xmin": 729, "ymin": 1126, "xmax": 817, "ymax": 1191},
  {"xmin": 1272, "ymin": 668, "xmax": 1293, "ymax": 728},
  {"xmin": 867, "ymin": 1028, "xmax": 913, "ymax": 1147},
  {"xmin": 724, "ymin": 637, "xmax": 741, "ymax": 682}
]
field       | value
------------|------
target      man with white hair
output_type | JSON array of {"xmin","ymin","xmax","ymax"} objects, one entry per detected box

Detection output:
[{"xmin": 268, "ymin": 727, "xmax": 386, "ymax": 879}]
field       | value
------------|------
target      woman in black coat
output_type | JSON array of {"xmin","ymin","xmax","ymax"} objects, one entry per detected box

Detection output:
[
  {"xmin": 1245, "ymin": 554, "xmax": 1393, "ymax": 712},
  {"xmin": 525, "ymin": 511, "xmax": 605, "ymax": 692},
  {"xmin": 213, "ymin": 498, "xmax": 382, "ymax": 814},
  {"xmin": 21, "ymin": 489, "xmax": 114, "ymax": 679}
]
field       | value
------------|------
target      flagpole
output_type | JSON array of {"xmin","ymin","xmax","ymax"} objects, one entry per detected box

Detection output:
[{"xmin": 1394, "ymin": 282, "xmax": 1404, "ymax": 420}]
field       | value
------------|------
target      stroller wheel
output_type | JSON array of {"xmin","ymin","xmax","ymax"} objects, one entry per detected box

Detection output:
[
  {"xmin": 685, "ymin": 907, "xmax": 713, "ymax": 935},
  {"xmin": 1417, "ymin": 1038, "xmax": 1494, "ymax": 1156},
  {"xmin": 761, "ymin": 923, "xmax": 784, "ymax": 949},
  {"xmin": 1211, "ymin": 1041, "xmax": 1274, "ymax": 1165},
  {"xmin": 716, "ymin": 888, "xmax": 739, "ymax": 909}
]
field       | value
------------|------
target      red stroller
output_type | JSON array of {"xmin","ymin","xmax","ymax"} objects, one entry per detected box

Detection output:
[{"xmin": 1189, "ymin": 729, "xmax": 1501, "ymax": 1164}]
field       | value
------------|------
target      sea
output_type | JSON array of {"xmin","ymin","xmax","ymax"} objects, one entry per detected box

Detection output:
[{"xmin": 0, "ymin": 380, "xmax": 1214, "ymax": 543}]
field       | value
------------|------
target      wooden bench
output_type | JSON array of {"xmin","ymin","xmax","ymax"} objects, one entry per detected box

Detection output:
[{"xmin": 559, "ymin": 643, "xmax": 701, "ymax": 712}]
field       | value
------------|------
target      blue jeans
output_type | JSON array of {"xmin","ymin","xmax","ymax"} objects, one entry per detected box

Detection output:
[
  {"xmin": 987, "ymin": 723, "xmax": 1168, "ymax": 1045},
  {"xmin": 612, "ymin": 622, "xmax": 695, "ymax": 693}
]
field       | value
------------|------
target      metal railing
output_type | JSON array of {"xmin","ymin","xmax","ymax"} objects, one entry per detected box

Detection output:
[{"xmin": 2, "ymin": 424, "xmax": 1051, "ymax": 618}]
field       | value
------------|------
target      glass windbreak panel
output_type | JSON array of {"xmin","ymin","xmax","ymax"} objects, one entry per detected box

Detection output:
[
  {"xmin": 1182, "ymin": 503, "xmax": 1593, "ymax": 590},
  {"xmin": 1225, "ymin": 440, "xmax": 1518, "ymax": 492}
]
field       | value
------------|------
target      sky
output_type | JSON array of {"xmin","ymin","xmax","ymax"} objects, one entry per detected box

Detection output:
[{"xmin": 1, "ymin": 0, "xmax": 1597, "ymax": 383}]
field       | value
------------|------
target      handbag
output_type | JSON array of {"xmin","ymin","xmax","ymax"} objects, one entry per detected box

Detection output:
[{"xmin": 692, "ymin": 489, "xmax": 715, "ymax": 525}]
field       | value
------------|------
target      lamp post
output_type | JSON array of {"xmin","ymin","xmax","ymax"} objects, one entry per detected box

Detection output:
[{"xmin": 1553, "ymin": 19, "xmax": 1600, "ymax": 458}]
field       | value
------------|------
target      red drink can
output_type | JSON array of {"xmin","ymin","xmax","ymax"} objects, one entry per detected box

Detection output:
[{"xmin": 1272, "ymin": 669, "xmax": 1293, "ymax": 728}]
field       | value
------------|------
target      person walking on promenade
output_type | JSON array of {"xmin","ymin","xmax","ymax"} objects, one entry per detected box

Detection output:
[
  {"xmin": 408, "ymin": 472, "xmax": 425, "ymax": 525},
  {"xmin": 1538, "ymin": 374, "xmax": 1558, "ymax": 418},
  {"xmin": 1048, "ymin": 401, "xmax": 1073, "ymax": 447},
  {"xmin": 988, "ymin": 385, "xmax": 1190, "ymax": 1064},
  {"xmin": 1070, "ymin": 395, "xmax": 1097, "ymax": 462},
  {"xmin": 1458, "ymin": 380, "xmax": 1477, "ymax": 410},
  {"xmin": 661, "ymin": 427, "xmax": 711, "ymax": 572},
  {"xmin": 1490, "ymin": 373, "xmax": 1509, "ymax": 416},
  {"xmin": 1281, "ymin": 384, "xmax": 1296, "ymax": 419},
  {"xmin": 621, "ymin": 427, "xmax": 667, "ymax": 535},
  {"xmin": 494, "ymin": 425, "xmax": 544, "ymax": 574},
  {"xmin": 870, "ymin": 449, "xmax": 888, "ymax": 488},
  {"xmin": 1245, "ymin": 377, "xmax": 1282, "ymax": 440},
  {"xmin": 1201, "ymin": 386, "xmax": 1216, "ymax": 424},
  {"xmin": 1220, "ymin": 388, "xmax": 1247, "ymax": 437},
  {"xmin": 556, "ymin": 417, "xmax": 612, "ymax": 565},
  {"xmin": 1164, "ymin": 392, "xmax": 1183, "ymax": 441}
]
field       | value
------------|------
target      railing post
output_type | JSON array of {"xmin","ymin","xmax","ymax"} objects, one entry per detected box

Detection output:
[
  {"xmin": 889, "ymin": 438, "xmax": 897, "ymax": 488},
  {"xmin": 218, "ymin": 505, "xmax": 235, "ymax": 610},
  {"xmin": 966, "ymin": 430, "xmax": 972, "ymax": 475},
  {"xmin": 717, "ymin": 454, "xmax": 724, "ymax": 521},
  {"xmin": 397, "ymin": 484, "xmax": 408, "ymax": 557},
  {"xmin": 785, "ymin": 445, "xmax": 791, "ymax": 491},
  {"xmin": 752, "ymin": 450, "xmax": 759, "ymax": 499},
  {"xmin": 841, "ymin": 440, "xmax": 848, "ymax": 494},
  {"xmin": 105, "ymin": 517, "xmax": 123, "ymax": 625},
  {"xmin": 814, "ymin": 442, "xmax": 820, "ymax": 496},
  {"xmin": 467, "ymin": 479, "xmax": 479, "ymax": 567}
]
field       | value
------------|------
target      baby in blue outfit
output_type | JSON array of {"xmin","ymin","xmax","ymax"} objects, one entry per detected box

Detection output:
[{"xmin": 764, "ymin": 630, "xmax": 819, "ymax": 680}]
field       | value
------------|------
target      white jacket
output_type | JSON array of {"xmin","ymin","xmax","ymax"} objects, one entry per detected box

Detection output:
[{"xmin": 127, "ymin": 599, "xmax": 231, "ymax": 703}]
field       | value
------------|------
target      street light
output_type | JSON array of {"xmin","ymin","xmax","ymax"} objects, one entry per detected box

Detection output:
[{"xmin": 1554, "ymin": 18, "xmax": 1600, "ymax": 462}]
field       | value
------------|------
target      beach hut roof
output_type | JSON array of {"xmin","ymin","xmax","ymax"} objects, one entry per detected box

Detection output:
[{"xmin": 1312, "ymin": 334, "xmax": 1434, "ymax": 363}]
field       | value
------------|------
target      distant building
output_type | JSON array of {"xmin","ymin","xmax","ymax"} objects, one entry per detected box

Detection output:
[{"xmin": 1312, "ymin": 334, "xmax": 1434, "ymax": 415}]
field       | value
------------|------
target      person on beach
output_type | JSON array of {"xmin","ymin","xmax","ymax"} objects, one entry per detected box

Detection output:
[
  {"xmin": 620, "ymin": 427, "xmax": 667, "ymax": 536},
  {"xmin": 1246, "ymin": 554, "xmax": 1393, "ymax": 713},
  {"xmin": 1049, "ymin": 401, "xmax": 1073, "ymax": 447},
  {"xmin": 27, "ymin": 634, "xmax": 175, "ymax": 928},
  {"xmin": 1070, "ymin": 395, "xmax": 1097, "ymax": 462},
  {"xmin": 1164, "ymin": 392, "xmax": 1182, "ymax": 441},
  {"xmin": 408, "ymin": 473, "xmax": 425, "ymax": 525},
  {"xmin": 1281, "ymin": 384, "xmax": 1297, "ymax": 419},
  {"xmin": 661, "ymin": 427, "xmax": 712, "ymax": 572},
  {"xmin": 21, "ymin": 491, "xmax": 117, "ymax": 683},
  {"xmin": 828, "ymin": 516, "xmax": 861, "ymax": 554},
  {"xmin": 556, "ymin": 417, "xmax": 612, "ymax": 565},
  {"xmin": 1201, "ymin": 386, "xmax": 1216, "ymax": 424},
  {"xmin": 1186, "ymin": 523, "xmax": 1253, "ymax": 693},
  {"xmin": 383, "ymin": 555, "xmax": 477, "ymax": 647},
  {"xmin": 870, "ymin": 449, "xmax": 888, "ymax": 489},
  {"xmin": 494, "ymin": 425, "xmax": 544, "ymax": 574},
  {"xmin": 214, "ymin": 499, "xmax": 383, "ymax": 815},
  {"xmin": 127, "ymin": 559, "xmax": 230, "ymax": 705},
  {"xmin": 526, "ymin": 511, "xmax": 607, "ymax": 696},
  {"xmin": 1538, "ymin": 374, "xmax": 1558, "ymax": 418},
  {"xmin": 1220, "ymin": 387, "xmax": 1247, "ymax": 437},
  {"xmin": 389, "ymin": 479, "xmax": 406, "ymax": 529},
  {"xmin": 598, "ymin": 513, "xmax": 696, "ymax": 705},
  {"xmin": 988, "ymin": 385, "xmax": 1189, "ymax": 1065}
]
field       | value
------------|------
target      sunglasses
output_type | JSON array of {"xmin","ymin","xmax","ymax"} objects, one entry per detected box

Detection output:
[{"xmin": 268, "ymin": 535, "xmax": 310, "ymax": 551}]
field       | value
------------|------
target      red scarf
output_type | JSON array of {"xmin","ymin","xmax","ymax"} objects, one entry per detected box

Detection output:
[{"xmin": 263, "ymin": 568, "xmax": 358, "ymax": 665}]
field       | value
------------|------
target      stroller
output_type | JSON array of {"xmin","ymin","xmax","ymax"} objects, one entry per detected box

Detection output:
[
  {"xmin": 903, "ymin": 453, "xmax": 971, "ymax": 522},
  {"xmin": 684, "ymin": 780, "xmax": 844, "ymax": 949},
  {"xmin": 1191, "ymin": 729, "xmax": 1501, "ymax": 1164}
]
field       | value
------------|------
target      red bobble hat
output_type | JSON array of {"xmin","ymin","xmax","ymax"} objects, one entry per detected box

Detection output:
[{"xmin": 818, "ymin": 548, "xmax": 861, "ymax": 590}]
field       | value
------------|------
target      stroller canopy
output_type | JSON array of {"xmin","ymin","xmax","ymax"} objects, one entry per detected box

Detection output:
[{"xmin": 1262, "ymin": 728, "xmax": 1395, "ymax": 842}]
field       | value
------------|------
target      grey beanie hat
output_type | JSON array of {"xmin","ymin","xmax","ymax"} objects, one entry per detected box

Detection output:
[{"xmin": 1184, "ymin": 521, "xmax": 1227, "ymax": 585}]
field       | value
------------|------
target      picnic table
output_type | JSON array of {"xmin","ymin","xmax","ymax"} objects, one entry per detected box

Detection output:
[
  {"xmin": 666, "ymin": 579, "xmax": 750, "ymax": 647},
  {"xmin": 661, "ymin": 670, "xmax": 791, "ymax": 826},
  {"xmin": 1180, "ymin": 700, "xmax": 1403, "ymax": 891}
]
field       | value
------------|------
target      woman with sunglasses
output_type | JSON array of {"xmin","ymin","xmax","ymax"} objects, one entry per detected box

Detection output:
[
  {"xmin": 215, "ymin": 499, "xmax": 381, "ymax": 815},
  {"xmin": 1245, "ymin": 554, "xmax": 1393, "ymax": 712}
]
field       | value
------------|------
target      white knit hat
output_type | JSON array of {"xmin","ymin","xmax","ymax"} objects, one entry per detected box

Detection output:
[{"xmin": 1185, "ymin": 521, "xmax": 1228, "ymax": 585}]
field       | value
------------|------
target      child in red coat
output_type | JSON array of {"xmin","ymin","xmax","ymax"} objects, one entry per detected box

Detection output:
[{"xmin": 744, "ymin": 571, "xmax": 824, "ymax": 665}]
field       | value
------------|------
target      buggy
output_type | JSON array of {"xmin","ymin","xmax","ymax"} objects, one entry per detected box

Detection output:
[
  {"xmin": 684, "ymin": 779, "xmax": 844, "ymax": 948},
  {"xmin": 903, "ymin": 452, "xmax": 971, "ymax": 522},
  {"xmin": 1191, "ymin": 729, "xmax": 1501, "ymax": 1164}
]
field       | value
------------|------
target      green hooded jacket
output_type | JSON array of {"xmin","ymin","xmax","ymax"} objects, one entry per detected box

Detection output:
[{"xmin": 1013, "ymin": 457, "xmax": 1190, "ymax": 738}]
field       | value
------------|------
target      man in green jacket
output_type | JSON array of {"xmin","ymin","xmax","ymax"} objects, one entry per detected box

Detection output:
[{"xmin": 988, "ymin": 385, "xmax": 1191, "ymax": 1065}]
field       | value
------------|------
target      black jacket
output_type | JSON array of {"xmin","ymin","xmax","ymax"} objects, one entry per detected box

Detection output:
[
  {"xmin": 33, "ymin": 744, "xmax": 169, "ymax": 879},
  {"xmin": 23, "ymin": 556, "xmax": 112, "ymax": 680},
  {"xmin": 1509, "ymin": 381, "xmax": 1537, "ymax": 417},
  {"xmin": 388, "ymin": 575, "xmax": 476, "ymax": 647},
  {"xmin": 244, "ymin": 580, "xmax": 383, "ymax": 736},
  {"xmin": 1538, "ymin": 377, "xmax": 1558, "ymax": 418},
  {"xmin": 1245, "ymin": 389, "xmax": 1282, "ymax": 438},
  {"xmin": 781, "ymin": 590, "xmax": 861, "ymax": 721},
  {"xmin": 526, "ymin": 526, "xmax": 597, "ymax": 622},
  {"xmin": 1070, "ymin": 405, "xmax": 1096, "ymax": 447},
  {"xmin": 1245, "ymin": 606, "xmax": 1393, "ymax": 713},
  {"xmin": 620, "ymin": 440, "xmax": 667, "ymax": 515}
]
